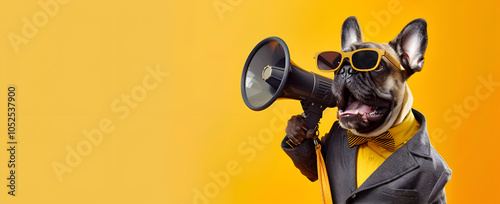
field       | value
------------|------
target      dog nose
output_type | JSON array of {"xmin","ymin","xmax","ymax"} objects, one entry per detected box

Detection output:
[
  {"xmin": 348, "ymin": 67, "xmax": 358, "ymax": 75},
  {"xmin": 339, "ymin": 65, "xmax": 358, "ymax": 79}
]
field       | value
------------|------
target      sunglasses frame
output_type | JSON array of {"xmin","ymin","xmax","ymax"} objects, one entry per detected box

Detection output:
[{"xmin": 313, "ymin": 48, "xmax": 405, "ymax": 72}]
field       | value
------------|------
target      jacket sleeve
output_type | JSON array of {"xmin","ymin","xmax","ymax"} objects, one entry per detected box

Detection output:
[{"xmin": 281, "ymin": 137, "xmax": 319, "ymax": 181}]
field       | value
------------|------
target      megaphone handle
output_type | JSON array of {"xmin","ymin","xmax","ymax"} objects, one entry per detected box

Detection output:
[{"xmin": 301, "ymin": 101, "xmax": 326, "ymax": 133}]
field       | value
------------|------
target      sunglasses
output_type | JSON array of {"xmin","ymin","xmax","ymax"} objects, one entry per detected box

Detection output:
[{"xmin": 314, "ymin": 48, "xmax": 405, "ymax": 72}]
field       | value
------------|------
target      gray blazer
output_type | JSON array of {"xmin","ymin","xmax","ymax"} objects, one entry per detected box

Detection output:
[{"xmin": 282, "ymin": 109, "xmax": 451, "ymax": 204}]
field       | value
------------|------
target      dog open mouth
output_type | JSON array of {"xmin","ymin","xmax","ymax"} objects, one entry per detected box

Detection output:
[
  {"xmin": 338, "ymin": 94, "xmax": 387, "ymax": 121},
  {"xmin": 336, "ymin": 88, "xmax": 390, "ymax": 132}
]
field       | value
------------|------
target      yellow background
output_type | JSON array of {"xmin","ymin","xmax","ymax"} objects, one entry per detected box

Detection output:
[{"xmin": 1, "ymin": 0, "xmax": 499, "ymax": 203}]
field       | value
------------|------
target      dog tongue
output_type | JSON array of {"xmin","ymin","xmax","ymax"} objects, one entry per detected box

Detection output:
[{"xmin": 343, "ymin": 98, "xmax": 374, "ymax": 115}]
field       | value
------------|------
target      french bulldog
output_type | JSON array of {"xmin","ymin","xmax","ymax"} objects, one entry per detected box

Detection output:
[{"xmin": 283, "ymin": 16, "xmax": 450, "ymax": 203}]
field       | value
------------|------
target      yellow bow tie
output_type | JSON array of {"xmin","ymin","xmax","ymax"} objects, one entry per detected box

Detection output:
[{"xmin": 347, "ymin": 130, "xmax": 395, "ymax": 152}]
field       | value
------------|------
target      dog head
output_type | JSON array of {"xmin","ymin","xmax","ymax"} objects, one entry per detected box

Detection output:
[{"xmin": 331, "ymin": 16, "xmax": 428, "ymax": 136}]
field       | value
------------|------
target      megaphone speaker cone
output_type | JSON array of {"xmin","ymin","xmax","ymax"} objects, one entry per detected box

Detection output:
[{"xmin": 241, "ymin": 37, "xmax": 290, "ymax": 111}]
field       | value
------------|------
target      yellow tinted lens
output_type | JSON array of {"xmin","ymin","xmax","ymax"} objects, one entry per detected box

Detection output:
[{"xmin": 317, "ymin": 51, "xmax": 342, "ymax": 70}]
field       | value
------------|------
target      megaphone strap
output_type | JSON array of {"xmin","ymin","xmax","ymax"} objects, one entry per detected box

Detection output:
[{"xmin": 315, "ymin": 138, "xmax": 334, "ymax": 204}]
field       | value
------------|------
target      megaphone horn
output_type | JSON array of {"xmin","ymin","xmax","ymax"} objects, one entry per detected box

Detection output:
[{"xmin": 241, "ymin": 37, "xmax": 337, "ymax": 129}]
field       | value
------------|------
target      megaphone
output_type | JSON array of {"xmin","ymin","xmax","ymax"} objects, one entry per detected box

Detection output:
[{"xmin": 241, "ymin": 36, "xmax": 337, "ymax": 130}]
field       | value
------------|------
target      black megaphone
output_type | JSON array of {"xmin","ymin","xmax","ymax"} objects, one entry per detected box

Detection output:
[{"xmin": 241, "ymin": 36, "xmax": 337, "ymax": 130}]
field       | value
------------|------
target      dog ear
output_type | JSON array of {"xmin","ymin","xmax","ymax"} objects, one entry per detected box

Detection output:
[
  {"xmin": 341, "ymin": 16, "xmax": 363, "ymax": 50},
  {"xmin": 390, "ymin": 19, "xmax": 428, "ymax": 75}
]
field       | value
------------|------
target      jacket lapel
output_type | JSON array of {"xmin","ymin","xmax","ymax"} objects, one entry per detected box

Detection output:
[
  {"xmin": 329, "ymin": 125, "xmax": 359, "ymax": 202},
  {"xmin": 341, "ymin": 132, "xmax": 358, "ymax": 193}
]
